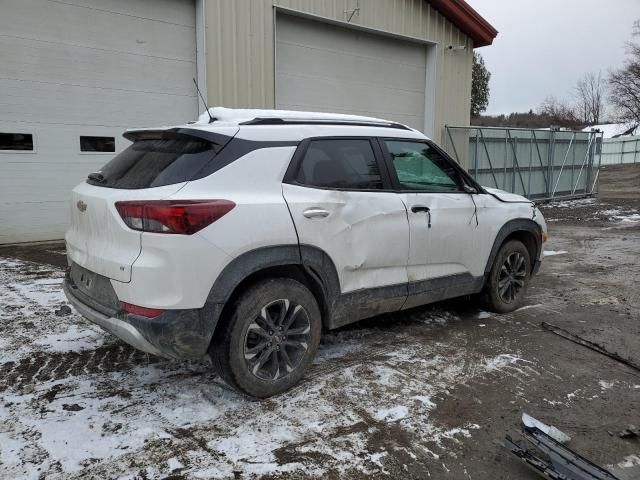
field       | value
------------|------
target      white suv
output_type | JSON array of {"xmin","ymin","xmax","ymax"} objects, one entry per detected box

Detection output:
[{"xmin": 64, "ymin": 108, "xmax": 547, "ymax": 397}]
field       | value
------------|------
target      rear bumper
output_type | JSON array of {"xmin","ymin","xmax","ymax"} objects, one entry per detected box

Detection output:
[
  {"xmin": 63, "ymin": 281, "xmax": 165, "ymax": 357},
  {"xmin": 63, "ymin": 276, "xmax": 222, "ymax": 360}
]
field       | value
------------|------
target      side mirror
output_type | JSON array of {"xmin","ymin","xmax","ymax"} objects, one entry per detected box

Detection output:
[{"xmin": 463, "ymin": 185, "xmax": 477, "ymax": 194}]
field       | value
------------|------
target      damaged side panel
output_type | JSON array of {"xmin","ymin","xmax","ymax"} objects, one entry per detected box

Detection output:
[{"xmin": 282, "ymin": 184, "xmax": 410, "ymax": 294}]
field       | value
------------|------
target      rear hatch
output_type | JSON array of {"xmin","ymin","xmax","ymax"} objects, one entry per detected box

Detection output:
[
  {"xmin": 66, "ymin": 182, "xmax": 186, "ymax": 282},
  {"xmin": 66, "ymin": 126, "xmax": 238, "ymax": 282}
]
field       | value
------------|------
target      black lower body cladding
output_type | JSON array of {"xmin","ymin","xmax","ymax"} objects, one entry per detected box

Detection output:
[
  {"xmin": 124, "ymin": 303, "xmax": 222, "ymax": 360},
  {"xmin": 64, "ymin": 264, "xmax": 218, "ymax": 360}
]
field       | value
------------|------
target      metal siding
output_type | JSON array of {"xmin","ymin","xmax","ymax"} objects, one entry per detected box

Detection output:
[
  {"xmin": 275, "ymin": 14, "xmax": 427, "ymax": 130},
  {"xmin": 204, "ymin": 0, "xmax": 473, "ymax": 146},
  {"xmin": 444, "ymin": 127, "xmax": 602, "ymax": 200},
  {"xmin": 600, "ymin": 136, "xmax": 640, "ymax": 165}
]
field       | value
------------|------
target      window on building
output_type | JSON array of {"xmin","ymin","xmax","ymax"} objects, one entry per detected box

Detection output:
[
  {"xmin": 294, "ymin": 139, "xmax": 383, "ymax": 190},
  {"xmin": 80, "ymin": 136, "xmax": 116, "ymax": 153},
  {"xmin": 0, "ymin": 133, "xmax": 34, "ymax": 151}
]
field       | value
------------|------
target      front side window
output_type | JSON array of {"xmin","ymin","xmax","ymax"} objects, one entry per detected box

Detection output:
[
  {"xmin": 385, "ymin": 140, "xmax": 461, "ymax": 192},
  {"xmin": 294, "ymin": 139, "xmax": 383, "ymax": 190}
]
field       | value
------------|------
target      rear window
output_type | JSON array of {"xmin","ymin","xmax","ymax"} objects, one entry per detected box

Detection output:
[{"xmin": 87, "ymin": 133, "xmax": 219, "ymax": 189}]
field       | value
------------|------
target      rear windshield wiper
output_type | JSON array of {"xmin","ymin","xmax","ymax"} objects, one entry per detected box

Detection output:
[{"xmin": 87, "ymin": 172, "xmax": 106, "ymax": 184}]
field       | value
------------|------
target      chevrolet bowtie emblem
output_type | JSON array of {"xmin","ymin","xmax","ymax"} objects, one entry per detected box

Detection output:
[{"xmin": 77, "ymin": 200, "xmax": 87, "ymax": 212}]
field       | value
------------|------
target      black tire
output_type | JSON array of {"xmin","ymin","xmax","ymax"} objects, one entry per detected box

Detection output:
[
  {"xmin": 483, "ymin": 240, "xmax": 531, "ymax": 313},
  {"xmin": 211, "ymin": 278, "xmax": 322, "ymax": 398}
]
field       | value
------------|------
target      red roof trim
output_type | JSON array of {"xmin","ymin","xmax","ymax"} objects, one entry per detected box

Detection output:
[{"xmin": 429, "ymin": 0, "xmax": 498, "ymax": 47}]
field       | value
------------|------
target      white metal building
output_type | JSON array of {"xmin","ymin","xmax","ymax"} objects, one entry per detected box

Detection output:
[{"xmin": 0, "ymin": 0, "xmax": 496, "ymax": 244}]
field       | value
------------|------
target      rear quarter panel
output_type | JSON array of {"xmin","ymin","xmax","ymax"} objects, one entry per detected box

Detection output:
[
  {"xmin": 182, "ymin": 146, "xmax": 300, "ymax": 258},
  {"xmin": 114, "ymin": 146, "xmax": 299, "ymax": 310}
]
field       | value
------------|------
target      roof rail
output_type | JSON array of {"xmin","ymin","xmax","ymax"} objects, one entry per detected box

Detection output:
[{"xmin": 239, "ymin": 117, "xmax": 411, "ymax": 131}]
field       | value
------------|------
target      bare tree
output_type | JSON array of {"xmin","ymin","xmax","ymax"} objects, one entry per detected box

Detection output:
[
  {"xmin": 608, "ymin": 20, "xmax": 640, "ymax": 127},
  {"xmin": 538, "ymin": 95, "xmax": 581, "ymax": 128},
  {"xmin": 575, "ymin": 72, "xmax": 604, "ymax": 125}
]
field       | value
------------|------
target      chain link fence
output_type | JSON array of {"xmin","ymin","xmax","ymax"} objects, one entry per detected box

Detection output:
[{"xmin": 444, "ymin": 126, "xmax": 603, "ymax": 201}]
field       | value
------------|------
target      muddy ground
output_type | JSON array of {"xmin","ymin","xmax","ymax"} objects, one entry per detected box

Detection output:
[{"xmin": 0, "ymin": 164, "xmax": 639, "ymax": 479}]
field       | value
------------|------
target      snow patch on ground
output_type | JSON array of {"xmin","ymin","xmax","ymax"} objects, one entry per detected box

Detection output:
[
  {"xmin": 0, "ymin": 256, "xmax": 541, "ymax": 479},
  {"xmin": 607, "ymin": 454, "xmax": 640, "ymax": 479},
  {"xmin": 614, "ymin": 213, "xmax": 640, "ymax": 223},
  {"xmin": 544, "ymin": 250, "xmax": 568, "ymax": 257},
  {"xmin": 0, "ymin": 341, "xmax": 535, "ymax": 479},
  {"xmin": 482, "ymin": 354, "xmax": 524, "ymax": 371},
  {"xmin": 612, "ymin": 454, "xmax": 640, "ymax": 468},
  {"xmin": 545, "ymin": 198, "xmax": 598, "ymax": 208},
  {"xmin": 599, "ymin": 380, "xmax": 615, "ymax": 390},
  {"xmin": 33, "ymin": 324, "xmax": 106, "ymax": 352},
  {"xmin": 514, "ymin": 304, "xmax": 543, "ymax": 312},
  {"xmin": 374, "ymin": 405, "xmax": 409, "ymax": 422},
  {"xmin": 0, "ymin": 258, "xmax": 107, "ymax": 361}
]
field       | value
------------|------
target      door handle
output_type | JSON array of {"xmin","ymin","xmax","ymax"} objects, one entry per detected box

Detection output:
[
  {"xmin": 303, "ymin": 208, "xmax": 330, "ymax": 219},
  {"xmin": 411, "ymin": 205, "xmax": 431, "ymax": 228},
  {"xmin": 411, "ymin": 205, "xmax": 430, "ymax": 213}
]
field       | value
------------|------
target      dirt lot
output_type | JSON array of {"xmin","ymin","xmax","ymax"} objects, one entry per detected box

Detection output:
[{"xmin": 1, "ymin": 164, "xmax": 639, "ymax": 479}]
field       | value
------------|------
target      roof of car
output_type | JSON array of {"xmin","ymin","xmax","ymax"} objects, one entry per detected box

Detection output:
[
  {"xmin": 126, "ymin": 107, "xmax": 429, "ymax": 142},
  {"xmin": 194, "ymin": 107, "xmax": 409, "ymax": 129}
]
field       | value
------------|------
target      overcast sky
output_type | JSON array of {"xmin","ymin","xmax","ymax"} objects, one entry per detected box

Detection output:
[{"xmin": 467, "ymin": 0, "xmax": 640, "ymax": 116}]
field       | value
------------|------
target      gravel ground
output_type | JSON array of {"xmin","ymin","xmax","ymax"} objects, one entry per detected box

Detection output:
[{"xmin": 0, "ymin": 164, "xmax": 638, "ymax": 479}]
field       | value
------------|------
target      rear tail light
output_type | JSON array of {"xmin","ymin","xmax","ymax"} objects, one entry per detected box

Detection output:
[
  {"xmin": 115, "ymin": 200, "xmax": 235, "ymax": 235},
  {"xmin": 121, "ymin": 302, "xmax": 165, "ymax": 318}
]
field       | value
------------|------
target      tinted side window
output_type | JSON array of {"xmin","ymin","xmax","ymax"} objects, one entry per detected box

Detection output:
[
  {"xmin": 385, "ymin": 140, "xmax": 461, "ymax": 192},
  {"xmin": 295, "ymin": 139, "xmax": 382, "ymax": 190},
  {"xmin": 89, "ymin": 134, "xmax": 218, "ymax": 189}
]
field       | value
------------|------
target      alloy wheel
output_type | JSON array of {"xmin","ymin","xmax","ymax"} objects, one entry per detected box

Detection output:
[
  {"xmin": 243, "ymin": 299, "xmax": 311, "ymax": 381},
  {"xmin": 497, "ymin": 252, "xmax": 527, "ymax": 303}
]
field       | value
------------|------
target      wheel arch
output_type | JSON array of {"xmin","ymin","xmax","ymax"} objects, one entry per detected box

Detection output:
[
  {"xmin": 484, "ymin": 219, "xmax": 542, "ymax": 276},
  {"xmin": 205, "ymin": 245, "xmax": 341, "ymax": 350}
]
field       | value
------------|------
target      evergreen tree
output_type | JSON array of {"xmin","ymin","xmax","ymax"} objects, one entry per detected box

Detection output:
[{"xmin": 471, "ymin": 52, "xmax": 491, "ymax": 117}]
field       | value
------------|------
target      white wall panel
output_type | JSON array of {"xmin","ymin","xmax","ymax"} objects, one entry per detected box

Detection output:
[
  {"xmin": 204, "ymin": 0, "xmax": 473, "ymax": 144},
  {"xmin": 275, "ymin": 15, "xmax": 427, "ymax": 130},
  {"xmin": 0, "ymin": 0, "xmax": 198, "ymax": 243}
]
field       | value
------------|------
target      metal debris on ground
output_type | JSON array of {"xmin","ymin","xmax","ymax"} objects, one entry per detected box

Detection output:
[
  {"xmin": 541, "ymin": 322, "xmax": 640, "ymax": 372},
  {"xmin": 503, "ymin": 414, "xmax": 621, "ymax": 480},
  {"xmin": 522, "ymin": 413, "xmax": 572, "ymax": 444}
]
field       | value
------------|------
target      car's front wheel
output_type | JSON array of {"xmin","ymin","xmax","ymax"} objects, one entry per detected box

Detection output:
[
  {"xmin": 484, "ymin": 239, "xmax": 531, "ymax": 313},
  {"xmin": 211, "ymin": 278, "xmax": 322, "ymax": 398}
]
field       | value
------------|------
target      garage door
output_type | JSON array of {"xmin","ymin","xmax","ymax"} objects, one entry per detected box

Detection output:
[
  {"xmin": 0, "ymin": 0, "xmax": 198, "ymax": 244},
  {"xmin": 276, "ymin": 14, "xmax": 427, "ymax": 131}
]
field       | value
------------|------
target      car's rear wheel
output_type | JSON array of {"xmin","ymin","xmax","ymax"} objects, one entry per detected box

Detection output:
[
  {"xmin": 484, "ymin": 240, "xmax": 531, "ymax": 313},
  {"xmin": 211, "ymin": 278, "xmax": 321, "ymax": 398}
]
